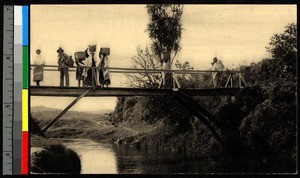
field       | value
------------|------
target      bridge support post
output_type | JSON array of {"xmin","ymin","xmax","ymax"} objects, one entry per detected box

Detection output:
[
  {"xmin": 41, "ymin": 89, "xmax": 91, "ymax": 133},
  {"xmin": 238, "ymin": 73, "xmax": 247, "ymax": 88},
  {"xmin": 172, "ymin": 93, "xmax": 224, "ymax": 145}
]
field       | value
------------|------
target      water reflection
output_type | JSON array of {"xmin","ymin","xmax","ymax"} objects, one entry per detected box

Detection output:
[
  {"xmin": 31, "ymin": 139, "xmax": 295, "ymax": 174},
  {"xmin": 113, "ymin": 143, "xmax": 296, "ymax": 174},
  {"xmin": 61, "ymin": 139, "xmax": 118, "ymax": 174},
  {"xmin": 113, "ymin": 143, "xmax": 217, "ymax": 174}
]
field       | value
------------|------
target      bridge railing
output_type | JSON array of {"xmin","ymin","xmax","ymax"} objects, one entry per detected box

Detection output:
[{"xmin": 30, "ymin": 65, "xmax": 246, "ymax": 88}]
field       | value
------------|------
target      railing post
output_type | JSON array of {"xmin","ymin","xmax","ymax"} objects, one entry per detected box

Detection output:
[
  {"xmin": 173, "ymin": 72, "xmax": 181, "ymax": 89},
  {"xmin": 230, "ymin": 74, "xmax": 233, "ymax": 88},
  {"xmin": 92, "ymin": 67, "xmax": 94, "ymax": 88},
  {"xmin": 238, "ymin": 74, "xmax": 241, "ymax": 88}
]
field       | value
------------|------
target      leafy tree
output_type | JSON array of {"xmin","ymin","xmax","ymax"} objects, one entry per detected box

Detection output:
[
  {"xmin": 146, "ymin": 4, "xmax": 183, "ymax": 64},
  {"xmin": 265, "ymin": 23, "xmax": 296, "ymax": 84}
]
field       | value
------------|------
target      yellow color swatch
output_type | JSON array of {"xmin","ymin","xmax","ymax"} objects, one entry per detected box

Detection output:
[{"xmin": 22, "ymin": 89, "xmax": 28, "ymax": 131}]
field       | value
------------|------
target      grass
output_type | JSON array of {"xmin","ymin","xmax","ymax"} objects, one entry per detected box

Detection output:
[{"xmin": 31, "ymin": 106, "xmax": 162, "ymax": 147}]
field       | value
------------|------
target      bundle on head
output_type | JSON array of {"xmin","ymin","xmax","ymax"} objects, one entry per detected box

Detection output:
[
  {"xmin": 74, "ymin": 51, "xmax": 88, "ymax": 61},
  {"xmin": 89, "ymin": 45, "xmax": 97, "ymax": 53},
  {"xmin": 99, "ymin": 47, "xmax": 110, "ymax": 57}
]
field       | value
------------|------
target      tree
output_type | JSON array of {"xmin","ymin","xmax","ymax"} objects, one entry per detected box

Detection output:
[
  {"xmin": 146, "ymin": 4, "xmax": 183, "ymax": 64},
  {"xmin": 265, "ymin": 23, "xmax": 296, "ymax": 84},
  {"xmin": 125, "ymin": 46, "xmax": 161, "ymax": 88}
]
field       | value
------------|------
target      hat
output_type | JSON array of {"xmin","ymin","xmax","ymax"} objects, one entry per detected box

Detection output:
[{"xmin": 57, "ymin": 47, "xmax": 64, "ymax": 53}]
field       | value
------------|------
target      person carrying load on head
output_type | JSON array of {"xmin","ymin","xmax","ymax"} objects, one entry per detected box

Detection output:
[
  {"xmin": 33, "ymin": 49, "xmax": 46, "ymax": 86},
  {"xmin": 211, "ymin": 57, "xmax": 225, "ymax": 88},
  {"xmin": 74, "ymin": 48, "xmax": 88, "ymax": 87},
  {"xmin": 57, "ymin": 47, "xmax": 72, "ymax": 87},
  {"xmin": 158, "ymin": 50, "xmax": 173, "ymax": 89},
  {"xmin": 98, "ymin": 47, "xmax": 111, "ymax": 87},
  {"xmin": 84, "ymin": 45, "xmax": 98, "ymax": 88}
]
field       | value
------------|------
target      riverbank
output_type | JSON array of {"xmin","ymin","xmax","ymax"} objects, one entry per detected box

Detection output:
[
  {"xmin": 31, "ymin": 105, "xmax": 222, "ymax": 159},
  {"xmin": 31, "ymin": 104, "xmax": 296, "ymax": 173},
  {"xmin": 31, "ymin": 107, "xmax": 163, "ymax": 148}
]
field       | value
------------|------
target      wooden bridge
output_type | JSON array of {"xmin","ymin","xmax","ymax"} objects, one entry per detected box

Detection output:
[
  {"xmin": 31, "ymin": 65, "xmax": 247, "ymax": 145},
  {"xmin": 30, "ymin": 86, "xmax": 241, "ymax": 97}
]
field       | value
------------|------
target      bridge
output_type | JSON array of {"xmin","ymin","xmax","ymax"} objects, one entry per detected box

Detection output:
[
  {"xmin": 30, "ymin": 65, "xmax": 247, "ymax": 145},
  {"xmin": 30, "ymin": 86, "xmax": 241, "ymax": 97}
]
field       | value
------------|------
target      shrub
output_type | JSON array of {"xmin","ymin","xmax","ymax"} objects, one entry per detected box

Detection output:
[{"xmin": 31, "ymin": 144, "xmax": 81, "ymax": 174}]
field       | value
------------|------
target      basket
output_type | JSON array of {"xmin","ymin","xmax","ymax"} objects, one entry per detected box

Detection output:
[
  {"xmin": 66, "ymin": 57, "xmax": 74, "ymax": 67},
  {"xmin": 100, "ymin": 48, "xmax": 110, "ymax": 55},
  {"xmin": 162, "ymin": 51, "xmax": 171, "ymax": 61},
  {"xmin": 89, "ymin": 45, "xmax": 97, "ymax": 53},
  {"xmin": 74, "ymin": 52, "xmax": 87, "ymax": 60}
]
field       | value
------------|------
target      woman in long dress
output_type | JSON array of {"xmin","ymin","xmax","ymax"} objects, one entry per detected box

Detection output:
[
  {"xmin": 75, "ymin": 49, "xmax": 88, "ymax": 87},
  {"xmin": 84, "ymin": 45, "xmax": 98, "ymax": 87},
  {"xmin": 33, "ymin": 49, "xmax": 45, "ymax": 86},
  {"xmin": 98, "ymin": 53, "xmax": 110, "ymax": 87}
]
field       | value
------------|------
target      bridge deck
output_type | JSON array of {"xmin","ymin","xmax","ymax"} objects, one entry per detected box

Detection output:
[{"xmin": 30, "ymin": 86, "xmax": 241, "ymax": 97}]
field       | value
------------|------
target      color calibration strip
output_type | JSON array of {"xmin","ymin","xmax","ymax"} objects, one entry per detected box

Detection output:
[
  {"xmin": 21, "ymin": 6, "xmax": 29, "ymax": 175},
  {"xmin": 13, "ymin": 6, "xmax": 23, "ymax": 174},
  {"xmin": 3, "ymin": 5, "xmax": 28, "ymax": 175},
  {"xmin": 3, "ymin": 5, "xmax": 14, "ymax": 175}
]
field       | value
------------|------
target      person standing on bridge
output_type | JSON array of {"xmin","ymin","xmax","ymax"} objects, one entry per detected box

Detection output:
[
  {"xmin": 57, "ymin": 47, "xmax": 70, "ymax": 87},
  {"xmin": 33, "ymin": 49, "xmax": 45, "ymax": 86},
  {"xmin": 84, "ymin": 45, "xmax": 98, "ymax": 88},
  {"xmin": 211, "ymin": 57, "xmax": 225, "ymax": 88},
  {"xmin": 98, "ymin": 48, "xmax": 111, "ymax": 87},
  {"xmin": 159, "ymin": 51, "xmax": 172, "ymax": 88}
]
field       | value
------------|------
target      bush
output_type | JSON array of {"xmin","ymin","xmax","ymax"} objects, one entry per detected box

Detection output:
[
  {"xmin": 30, "ymin": 116, "xmax": 45, "ymax": 137},
  {"xmin": 31, "ymin": 144, "xmax": 81, "ymax": 174}
]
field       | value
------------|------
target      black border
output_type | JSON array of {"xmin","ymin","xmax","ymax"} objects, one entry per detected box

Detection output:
[
  {"xmin": 1, "ymin": 0, "xmax": 299, "ymax": 177},
  {"xmin": 0, "ymin": 3, "xmax": 3, "ymax": 176}
]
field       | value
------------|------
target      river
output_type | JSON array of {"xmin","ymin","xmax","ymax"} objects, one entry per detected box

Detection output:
[{"xmin": 31, "ymin": 138, "xmax": 295, "ymax": 174}]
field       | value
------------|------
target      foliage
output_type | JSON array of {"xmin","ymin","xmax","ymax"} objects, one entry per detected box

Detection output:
[
  {"xmin": 125, "ymin": 46, "xmax": 161, "ymax": 88},
  {"xmin": 31, "ymin": 144, "xmax": 81, "ymax": 173},
  {"xmin": 30, "ymin": 115, "xmax": 45, "ymax": 137},
  {"xmin": 146, "ymin": 4, "xmax": 183, "ymax": 63},
  {"xmin": 114, "ymin": 22, "xmax": 297, "ymax": 160},
  {"xmin": 174, "ymin": 60, "xmax": 214, "ymax": 89},
  {"xmin": 265, "ymin": 23, "xmax": 296, "ymax": 84}
]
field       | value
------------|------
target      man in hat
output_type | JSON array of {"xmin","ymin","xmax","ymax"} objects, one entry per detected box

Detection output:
[
  {"xmin": 211, "ymin": 57, "xmax": 225, "ymax": 88},
  {"xmin": 57, "ymin": 47, "xmax": 70, "ymax": 87}
]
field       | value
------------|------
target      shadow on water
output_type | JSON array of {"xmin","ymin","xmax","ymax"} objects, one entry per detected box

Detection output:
[{"xmin": 113, "ymin": 143, "xmax": 296, "ymax": 174}]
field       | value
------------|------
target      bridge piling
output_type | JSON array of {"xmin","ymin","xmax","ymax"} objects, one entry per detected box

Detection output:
[
  {"xmin": 172, "ymin": 93, "xmax": 225, "ymax": 145},
  {"xmin": 41, "ymin": 89, "xmax": 91, "ymax": 133}
]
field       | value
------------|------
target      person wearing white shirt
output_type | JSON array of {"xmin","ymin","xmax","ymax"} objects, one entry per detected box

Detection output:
[
  {"xmin": 211, "ymin": 57, "xmax": 225, "ymax": 88},
  {"xmin": 33, "ymin": 49, "xmax": 45, "ymax": 86}
]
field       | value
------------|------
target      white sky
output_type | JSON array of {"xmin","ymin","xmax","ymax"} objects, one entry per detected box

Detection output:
[{"xmin": 30, "ymin": 4, "xmax": 296, "ymax": 111}]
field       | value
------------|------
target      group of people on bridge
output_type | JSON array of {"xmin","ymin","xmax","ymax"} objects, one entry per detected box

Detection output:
[
  {"xmin": 33, "ymin": 47, "xmax": 226, "ymax": 88},
  {"xmin": 33, "ymin": 46, "xmax": 111, "ymax": 88}
]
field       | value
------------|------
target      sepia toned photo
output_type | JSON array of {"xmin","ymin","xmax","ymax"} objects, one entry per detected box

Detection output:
[{"xmin": 29, "ymin": 4, "xmax": 297, "ymax": 174}]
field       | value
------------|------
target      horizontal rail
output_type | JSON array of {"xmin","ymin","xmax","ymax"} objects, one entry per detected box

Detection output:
[
  {"xmin": 30, "ymin": 65, "xmax": 243, "ymax": 74},
  {"xmin": 30, "ymin": 86, "xmax": 241, "ymax": 97}
]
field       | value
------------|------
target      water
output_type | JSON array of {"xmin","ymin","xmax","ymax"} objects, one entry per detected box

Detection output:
[
  {"xmin": 57, "ymin": 139, "xmax": 118, "ymax": 174},
  {"xmin": 31, "ymin": 138, "xmax": 296, "ymax": 174}
]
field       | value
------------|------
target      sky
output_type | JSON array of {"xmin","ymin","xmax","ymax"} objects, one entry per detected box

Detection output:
[{"xmin": 30, "ymin": 4, "xmax": 296, "ymax": 111}]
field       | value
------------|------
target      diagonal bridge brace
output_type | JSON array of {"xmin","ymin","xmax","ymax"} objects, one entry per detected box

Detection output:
[
  {"xmin": 41, "ymin": 89, "xmax": 92, "ymax": 133},
  {"xmin": 172, "ymin": 92, "xmax": 225, "ymax": 145}
]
